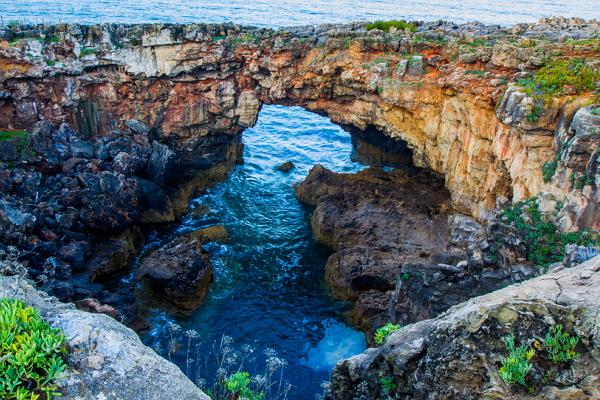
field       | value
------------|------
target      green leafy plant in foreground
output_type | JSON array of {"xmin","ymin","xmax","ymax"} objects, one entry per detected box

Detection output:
[
  {"xmin": 374, "ymin": 323, "xmax": 401, "ymax": 346},
  {"xmin": 498, "ymin": 334, "xmax": 535, "ymax": 386},
  {"xmin": 543, "ymin": 324, "xmax": 580, "ymax": 364},
  {"xmin": 0, "ymin": 299, "xmax": 68, "ymax": 399},
  {"xmin": 224, "ymin": 371, "xmax": 264, "ymax": 400}
]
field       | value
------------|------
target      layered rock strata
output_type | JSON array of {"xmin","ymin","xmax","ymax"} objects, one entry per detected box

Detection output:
[
  {"xmin": 1, "ymin": 18, "xmax": 598, "ymax": 225},
  {"xmin": 0, "ymin": 18, "xmax": 598, "ymax": 329}
]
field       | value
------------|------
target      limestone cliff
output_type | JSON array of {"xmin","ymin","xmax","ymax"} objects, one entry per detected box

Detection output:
[{"xmin": 1, "ymin": 18, "xmax": 598, "ymax": 227}]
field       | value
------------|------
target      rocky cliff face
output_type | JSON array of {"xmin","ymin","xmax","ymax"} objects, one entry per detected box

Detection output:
[
  {"xmin": 1, "ymin": 18, "xmax": 598, "ymax": 225},
  {"xmin": 326, "ymin": 255, "xmax": 600, "ymax": 400}
]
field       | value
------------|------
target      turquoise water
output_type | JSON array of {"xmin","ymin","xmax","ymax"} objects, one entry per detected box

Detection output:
[
  {"xmin": 1, "ymin": 0, "xmax": 598, "ymax": 27},
  {"xmin": 143, "ymin": 106, "xmax": 368, "ymax": 399}
]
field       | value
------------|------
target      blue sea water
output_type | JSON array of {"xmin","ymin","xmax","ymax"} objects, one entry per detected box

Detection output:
[
  {"xmin": 141, "ymin": 106, "xmax": 369, "ymax": 399},
  {"xmin": 1, "ymin": 0, "xmax": 598, "ymax": 27}
]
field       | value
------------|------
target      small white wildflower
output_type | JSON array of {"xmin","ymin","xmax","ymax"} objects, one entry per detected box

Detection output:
[
  {"xmin": 196, "ymin": 378, "xmax": 207, "ymax": 389},
  {"xmin": 266, "ymin": 356, "xmax": 287, "ymax": 372},
  {"xmin": 185, "ymin": 329, "xmax": 199, "ymax": 339},
  {"xmin": 168, "ymin": 322, "xmax": 182, "ymax": 333},
  {"xmin": 152, "ymin": 343, "xmax": 163, "ymax": 354},
  {"xmin": 264, "ymin": 348, "xmax": 277, "ymax": 358},
  {"xmin": 221, "ymin": 335, "xmax": 233, "ymax": 346}
]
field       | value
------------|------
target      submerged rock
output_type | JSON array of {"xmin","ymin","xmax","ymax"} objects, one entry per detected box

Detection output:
[
  {"xmin": 0, "ymin": 275, "xmax": 209, "ymax": 400},
  {"xmin": 276, "ymin": 160, "xmax": 295, "ymax": 172}
]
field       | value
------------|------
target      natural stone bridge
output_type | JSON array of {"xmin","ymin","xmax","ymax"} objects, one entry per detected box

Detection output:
[{"xmin": 2, "ymin": 19, "xmax": 598, "ymax": 228}]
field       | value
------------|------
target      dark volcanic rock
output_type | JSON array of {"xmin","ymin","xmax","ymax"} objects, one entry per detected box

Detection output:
[
  {"xmin": 327, "ymin": 257, "xmax": 600, "ymax": 400},
  {"xmin": 137, "ymin": 236, "xmax": 213, "ymax": 312}
]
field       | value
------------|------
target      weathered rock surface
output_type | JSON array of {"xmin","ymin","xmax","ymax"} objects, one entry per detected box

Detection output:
[
  {"xmin": 0, "ymin": 275, "xmax": 209, "ymax": 400},
  {"xmin": 327, "ymin": 255, "xmax": 600, "ymax": 400},
  {"xmin": 0, "ymin": 18, "xmax": 598, "ymax": 227},
  {"xmin": 137, "ymin": 236, "xmax": 213, "ymax": 312},
  {"xmin": 295, "ymin": 163, "xmax": 534, "ymax": 335}
]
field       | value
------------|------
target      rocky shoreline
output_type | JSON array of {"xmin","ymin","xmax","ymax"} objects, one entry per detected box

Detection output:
[{"xmin": 0, "ymin": 16, "xmax": 599, "ymax": 400}]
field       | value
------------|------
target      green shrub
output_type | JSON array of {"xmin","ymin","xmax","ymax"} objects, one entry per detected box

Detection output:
[
  {"xmin": 527, "ymin": 104, "xmax": 542, "ymax": 122},
  {"xmin": 0, "ymin": 299, "xmax": 68, "ymax": 399},
  {"xmin": 543, "ymin": 325, "xmax": 580, "ymax": 364},
  {"xmin": 498, "ymin": 334, "xmax": 535, "ymax": 386},
  {"xmin": 374, "ymin": 323, "xmax": 401, "ymax": 346},
  {"xmin": 224, "ymin": 371, "xmax": 264, "ymax": 400},
  {"xmin": 365, "ymin": 20, "xmax": 416, "ymax": 33},
  {"xmin": 518, "ymin": 59, "xmax": 600, "ymax": 101},
  {"xmin": 0, "ymin": 130, "xmax": 28, "ymax": 142},
  {"xmin": 79, "ymin": 47, "xmax": 97, "ymax": 58},
  {"xmin": 591, "ymin": 107, "xmax": 600, "ymax": 116},
  {"xmin": 574, "ymin": 174, "xmax": 594, "ymax": 190},
  {"xmin": 542, "ymin": 160, "xmax": 558, "ymax": 183},
  {"xmin": 502, "ymin": 198, "xmax": 599, "ymax": 266}
]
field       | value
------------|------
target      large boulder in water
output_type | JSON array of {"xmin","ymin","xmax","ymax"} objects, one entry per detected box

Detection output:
[
  {"xmin": 137, "ymin": 236, "xmax": 213, "ymax": 312},
  {"xmin": 0, "ymin": 275, "xmax": 209, "ymax": 400}
]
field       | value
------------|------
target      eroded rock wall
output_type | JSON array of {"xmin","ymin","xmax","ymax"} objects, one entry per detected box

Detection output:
[{"xmin": 1, "ymin": 18, "xmax": 599, "ymax": 225}]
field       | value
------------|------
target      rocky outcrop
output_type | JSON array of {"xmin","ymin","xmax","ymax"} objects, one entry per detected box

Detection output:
[
  {"xmin": 327, "ymin": 255, "xmax": 600, "ymax": 400},
  {"xmin": 137, "ymin": 235, "xmax": 213, "ymax": 312},
  {"xmin": 1, "ymin": 18, "xmax": 598, "ymax": 226},
  {"xmin": 295, "ymin": 163, "xmax": 535, "ymax": 335},
  {"xmin": 0, "ymin": 17, "xmax": 598, "ymax": 351},
  {"xmin": 0, "ymin": 275, "xmax": 209, "ymax": 400}
]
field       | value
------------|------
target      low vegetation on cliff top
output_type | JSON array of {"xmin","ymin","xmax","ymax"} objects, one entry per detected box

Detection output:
[
  {"xmin": 517, "ymin": 58, "xmax": 600, "ymax": 101},
  {"xmin": 0, "ymin": 299, "xmax": 68, "ymax": 400},
  {"xmin": 365, "ymin": 20, "xmax": 416, "ymax": 33}
]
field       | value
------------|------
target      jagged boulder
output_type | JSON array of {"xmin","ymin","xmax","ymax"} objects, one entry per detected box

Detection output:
[{"xmin": 0, "ymin": 275, "xmax": 209, "ymax": 400}]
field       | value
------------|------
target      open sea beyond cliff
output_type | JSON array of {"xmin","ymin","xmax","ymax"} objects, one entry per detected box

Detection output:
[{"xmin": 1, "ymin": 0, "xmax": 598, "ymax": 27}]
